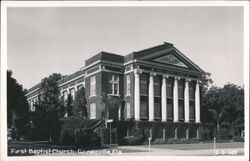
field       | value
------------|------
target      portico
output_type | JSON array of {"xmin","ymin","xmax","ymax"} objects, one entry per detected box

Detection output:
[{"xmin": 133, "ymin": 69, "xmax": 201, "ymax": 123}]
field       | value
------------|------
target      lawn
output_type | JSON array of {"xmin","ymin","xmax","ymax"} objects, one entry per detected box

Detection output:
[{"xmin": 141, "ymin": 142, "xmax": 244, "ymax": 150}]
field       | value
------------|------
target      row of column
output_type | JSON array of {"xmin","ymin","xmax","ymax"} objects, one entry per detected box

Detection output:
[{"xmin": 134, "ymin": 69, "xmax": 200, "ymax": 123}]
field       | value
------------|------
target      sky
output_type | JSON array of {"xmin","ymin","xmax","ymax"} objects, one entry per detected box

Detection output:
[{"xmin": 7, "ymin": 6, "xmax": 244, "ymax": 89}]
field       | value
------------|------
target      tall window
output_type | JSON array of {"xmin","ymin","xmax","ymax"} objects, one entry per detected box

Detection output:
[
  {"xmin": 140, "ymin": 102, "xmax": 148, "ymax": 118},
  {"xmin": 154, "ymin": 77, "xmax": 161, "ymax": 96},
  {"xmin": 126, "ymin": 75, "xmax": 131, "ymax": 95},
  {"xmin": 167, "ymin": 79, "xmax": 173, "ymax": 98},
  {"xmin": 190, "ymin": 103, "xmax": 195, "ymax": 120},
  {"xmin": 70, "ymin": 88, "xmax": 75, "ymax": 100},
  {"xmin": 109, "ymin": 74, "xmax": 119, "ymax": 95},
  {"xmin": 154, "ymin": 103, "xmax": 161, "ymax": 118},
  {"xmin": 189, "ymin": 81, "xmax": 195, "ymax": 100},
  {"xmin": 90, "ymin": 103, "xmax": 96, "ymax": 119},
  {"xmin": 178, "ymin": 80, "xmax": 184, "ymax": 99},
  {"xmin": 126, "ymin": 103, "xmax": 131, "ymax": 118},
  {"xmin": 90, "ymin": 75, "xmax": 96, "ymax": 96},
  {"xmin": 167, "ymin": 102, "xmax": 173, "ymax": 119},
  {"xmin": 178, "ymin": 102, "xmax": 184, "ymax": 120},
  {"xmin": 140, "ymin": 76, "xmax": 148, "ymax": 95}
]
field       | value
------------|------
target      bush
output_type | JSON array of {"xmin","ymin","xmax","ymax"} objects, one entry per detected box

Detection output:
[
  {"xmin": 119, "ymin": 135, "xmax": 143, "ymax": 145},
  {"xmin": 118, "ymin": 127, "xmax": 144, "ymax": 145},
  {"xmin": 59, "ymin": 116, "xmax": 81, "ymax": 145},
  {"xmin": 232, "ymin": 136, "xmax": 244, "ymax": 142},
  {"xmin": 199, "ymin": 127, "xmax": 211, "ymax": 140},
  {"xmin": 74, "ymin": 128, "xmax": 101, "ymax": 147}
]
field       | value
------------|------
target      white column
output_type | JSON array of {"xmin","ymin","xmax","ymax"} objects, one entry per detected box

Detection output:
[
  {"xmin": 149, "ymin": 73, "xmax": 155, "ymax": 121},
  {"xmin": 195, "ymin": 81, "xmax": 201, "ymax": 123},
  {"xmin": 134, "ymin": 69, "xmax": 141, "ymax": 121},
  {"xmin": 184, "ymin": 79, "xmax": 190, "ymax": 122},
  {"xmin": 173, "ymin": 77, "xmax": 179, "ymax": 122},
  {"xmin": 161, "ymin": 75, "xmax": 168, "ymax": 122}
]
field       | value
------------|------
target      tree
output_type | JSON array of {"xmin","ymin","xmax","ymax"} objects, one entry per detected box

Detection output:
[
  {"xmin": 32, "ymin": 73, "xmax": 64, "ymax": 142},
  {"xmin": 72, "ymin": 87, "xmax": 88, "ymax": 128},
  {"xmin": 66, "ymin": 93, "xmax": 73, "ymax": 117},
  {"xmin": 7, "ymin": 70, "xmax": 29, "ymax": 139},
  {"xmin": 101, "ymin": 92, "xmax": 124, "ymax": 128},
  {"xmin": 203, "ymin": 83, "xmax": 244, "ymax": 135}
]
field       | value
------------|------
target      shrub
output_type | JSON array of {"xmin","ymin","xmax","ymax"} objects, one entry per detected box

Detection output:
[
  {"xmin": 119, "ymin": 135, "xmax": 143, "ymax": 145},
  {"xmin": 199, "ymin": 127, "xmax": 211, "ymax": 140},
  {"xmin": 59, "ymin": 116, "xmax": 81, "ymax": 145},
  {"xmin": 74, "ymin": 128, "xmax": 101, "ymax": 147},
  {"xmin": 118, "ymin": 127, "xmax": 144, "ymax": 145}
]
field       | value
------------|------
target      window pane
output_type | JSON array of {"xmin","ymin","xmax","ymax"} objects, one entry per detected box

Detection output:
[
  {"xmin": 189, "ymin": 82, "xmax": 195, "ymax": 100},
  {"xmin": 140, "ymin": 102, "xmax": 148, "ymax": 118},
  {"xmin": 178, "ymin": 80, "xmax": 184, "ymax": 99},
  {"xmin": 114, "ymin": 84, "xmax": 118, "ymax": 94},
  {"xmin": 114, "ymin": 75, "xmax": 119, "ymax": 81},
  {"xmin": 127, "ymin": 103, "xmax": 131, "ymax": 118},
  {"xmin": 190, "ymin": 102, "xmax": 195, "ymax": 120},
  {"xmin": 167, "ymin": 79, "xmax": 173, "ymax": 98},
  {"xmin": 140, "ymin": 76, "xmax": 148, "ymax": 95},
  {"xmin": 154, "ymin": 77, "xmax": 161, "ymax": 96},
  {"xmin": 167, "ymin": 103, "xmax": 173, "ymax": 119},
  {"xmin": 178, "ymin": 101, "xmax": 184, "ymax": 120},
  {"xmin": 154, "ymin": 103, "xmax": 161, "ymax": 118},
  {"xmin": 127, "ymin": 75, "xmax": 131, "ymax": 95}
]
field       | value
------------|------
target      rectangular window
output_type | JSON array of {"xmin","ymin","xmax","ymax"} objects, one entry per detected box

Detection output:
[
  {"xmin": 178, "ymin": 101, "xmax": 184, "ymax": 120},
  {"xmin": 90, "ymin": 75, "xmax": 96, "ymax": 96},
  {"xmin": 126, "ymin": 103, "xmax": 131, "ymax": 118},
  {"xmin": 70, "ymin": 88, "xmax": 75, "ymax": 100},
  {"xmin": 126, "ymin": 75, "xmax": 131, "ymax": 95},
  {"xmin": 90, "ymin": 103, "xmax": 96, "ymax": 119},
  {"xmin": 154, "ymin": 77, "xmax": 161, "ymax": 97},
  {"xmin": 167, "ymin": 79, "xmax": 173, "ymax": 98},
  {"xmin": 167, "ymin": 102, "xmax": 173, "ymax": 119},
  {"xmin": 154, "ymin": 103, "xmax": 161, "ymax": 118},
  {"xmin": 190, "ymin": 102, "xmax": 195, "ymax": 120},
  {"xmin": 108, "ymin": 74, "xmax": 119, "ymax": 95},
  {"xmin": 178, "ymin": 80, "xmax": 184, "ymax": 99},
  {"xmin": 140, "ymin": 76, "xmax": 148, "ymax": 95},
  {"xmin": 189, "ymin": 82, "xmax": 195, "ymax": 100},
  {"xmin": 140, "ymin": 102, "xmax": 148, "ymax": 118}
]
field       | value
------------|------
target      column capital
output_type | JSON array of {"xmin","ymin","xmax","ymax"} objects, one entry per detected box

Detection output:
[
  {"xmin": 196, "ymin": 80, "xmax": 202, "ymax": 85},
  {"xmin": 134, "ymin": 69, "xmax": 142, "ymax": 75},
  {"xmin": 150, "ymin": 72, "xmax": 157, "ymax": 77},
  {"xmin": 162, "ymin": 74, "xmax": 169, "ymax": 79},
  {"xmin": 186, "ymin": 78, "xmax": 192, "ymax": 82},
  {"xmin": 175, "ymin": 76, "xmax": 180, "ymax": 80}
]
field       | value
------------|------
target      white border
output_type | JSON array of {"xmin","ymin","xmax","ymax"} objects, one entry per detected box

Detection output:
[{"xmin": 1, "ymin": 1, "xmax": 249, "ymax": 161}]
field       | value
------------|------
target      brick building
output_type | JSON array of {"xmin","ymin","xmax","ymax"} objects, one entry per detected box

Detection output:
[{"xmin": 26, "ymin": 42, "xmax": 208, "ymax": 140}]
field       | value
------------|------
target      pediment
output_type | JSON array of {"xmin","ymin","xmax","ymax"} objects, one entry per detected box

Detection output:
[{"xmin": 153, "ymin": 54, "xmax": 188, "ymax": 68}]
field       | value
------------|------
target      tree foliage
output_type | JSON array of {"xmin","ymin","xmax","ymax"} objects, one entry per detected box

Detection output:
[
  {"xmin": 72, "ymin": 87, "xmax": 87, "ymax": 118},
  {"xmin": 100, "ymin": 92, "xmax": 124, "ymax": 127},
  {"xmin": 7, "ymin": 70, "xmax": 29, "ymax": 138},
  {"xmin": 202, "ymin": 83, "xmax": 244, "ymax": 134},
  {"xmin": 32, "ymin": 73, "xmax": 64, "ymax": 141}
]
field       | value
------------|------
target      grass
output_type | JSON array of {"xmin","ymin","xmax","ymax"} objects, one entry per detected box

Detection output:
[{"xmin": 141, "ymin": 142, "xmax": 244, "ymax": 150}]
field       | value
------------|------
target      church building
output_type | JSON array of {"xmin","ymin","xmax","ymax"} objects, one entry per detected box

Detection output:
[{"xmin": 26, "ymin": 42, "xmax": 208, "ymax": 140}]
